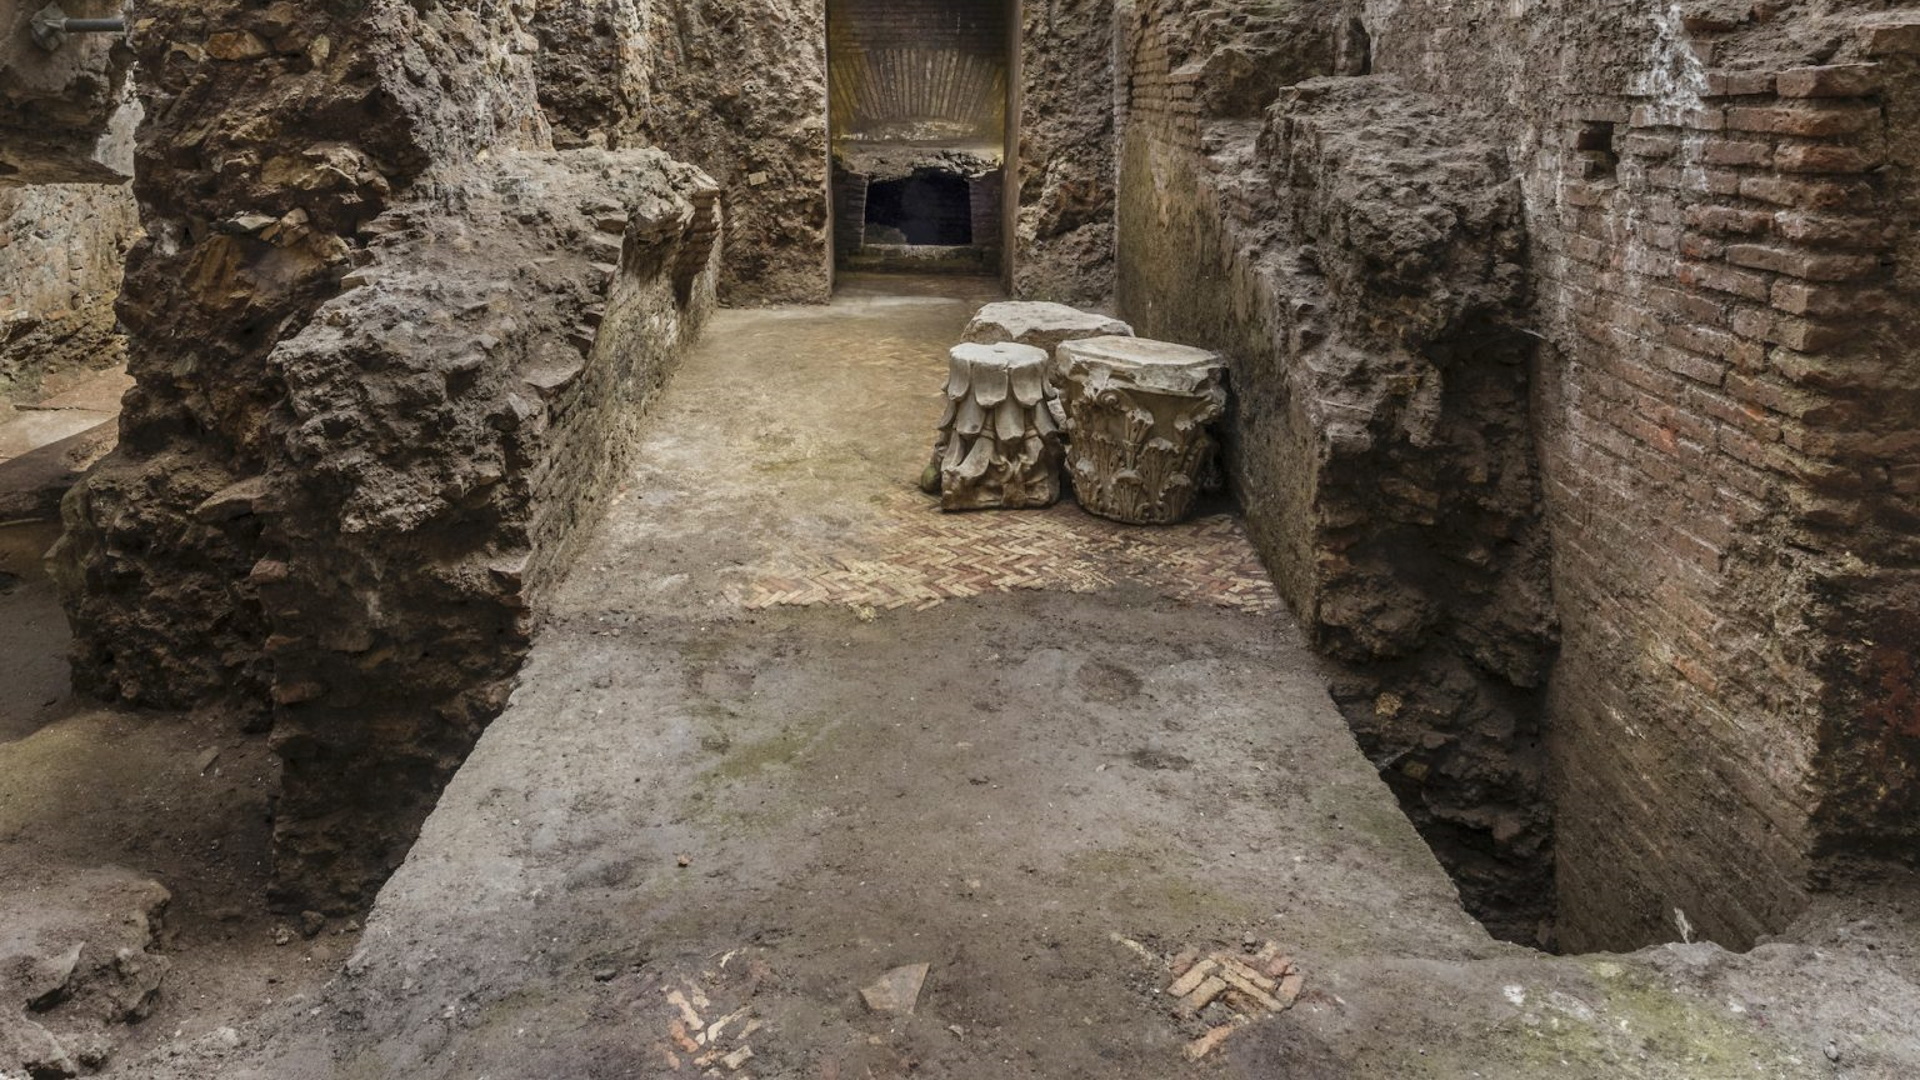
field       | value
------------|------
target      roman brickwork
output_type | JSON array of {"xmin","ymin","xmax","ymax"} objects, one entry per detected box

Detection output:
[{"xmin": 1116, "ymin": 0, "xmax": 1919, "ymax": 951}]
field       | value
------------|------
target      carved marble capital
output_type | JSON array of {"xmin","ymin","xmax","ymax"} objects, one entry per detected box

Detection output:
[
  {"xmin": 922, "ymin": 342, "xmax": 1063, "ymax": 511},
  {"xmin": 1055, "ymin": 336, "xmax": 1227, "ymax": 525}
]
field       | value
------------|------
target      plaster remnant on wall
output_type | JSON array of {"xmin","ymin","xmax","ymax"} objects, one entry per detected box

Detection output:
[{"xmin": 1634, "ymin": 1, "xmax": 1709, "ymax": 123}]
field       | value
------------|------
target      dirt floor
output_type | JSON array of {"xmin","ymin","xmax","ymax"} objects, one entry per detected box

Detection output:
[
  {"xmin": 5, "ymin": 278, "xmax": 1920, "ymax": 1078},
  {"xmin": 1, "ymin": 407, "xmax": 349, "ymax": 1078},
  {"xmin": 0, "ymin": 584, "xmax": 356, "ymax": 1080}
]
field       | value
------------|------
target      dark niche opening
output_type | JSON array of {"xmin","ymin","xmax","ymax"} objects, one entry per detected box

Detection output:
[{"xmin": 864, "ymin": 171, "xmax": 975, "ymax": 247}]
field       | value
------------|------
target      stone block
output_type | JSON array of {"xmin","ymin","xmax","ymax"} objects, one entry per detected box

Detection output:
[
  {"xmin": 1055, "ymin": 336, "xmax": 1227, "ymax": 526},
  {"xmin": 962, "ymin": 301, "xmax": 1134, "ymax": 355}
]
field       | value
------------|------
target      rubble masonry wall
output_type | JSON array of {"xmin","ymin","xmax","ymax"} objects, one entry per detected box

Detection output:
[
  {"xmin": 54, "ymin": 0, "xmax": 720, "ymax": 909},
  {"xmin": 1118, "ymin": 0, "xmax": 1920, "ymax": 951}
]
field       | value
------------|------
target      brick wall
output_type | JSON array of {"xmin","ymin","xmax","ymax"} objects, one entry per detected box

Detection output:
[
  {"xmin": 1121, "ymin": 24, "xmax": 1200, "ymax": 153},
  {"xmin": 829, "ymin": 0, "xmax": 1010, "ymax": 139},
  {"xmin": 969, "ymin": 168, "xmax": 1004, "ymax": 253},
  {"xmin": 1356, "ymin": 0, "xmax": 1919, "ymax": 951},
  {"xmin": 1117, "ymin": 0, "xmax": 1919, "ymax": 950},
  {"xmin": 830, "ymin": 0, "xmax": 1011, "ymax": 56},
  {"xmin": 832, "ymin": 164, "xmax": 869, "ymax": 257},
  {"xmin": 1533, "ymin": 14, "xmax": 1919, "ymax": 951}
]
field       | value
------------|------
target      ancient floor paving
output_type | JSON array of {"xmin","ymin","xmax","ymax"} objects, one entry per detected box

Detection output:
[
  {"xmin": 123, "ymin": 281, "xmax": 1920, "ymax": 1078},
  {"xmin": 0, "ymin": 367, "xmax": 128, "ymax": 521}
]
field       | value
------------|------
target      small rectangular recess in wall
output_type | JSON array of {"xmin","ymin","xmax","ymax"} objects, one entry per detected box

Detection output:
[{"xmin": 1571, "ymin": 120, "xmax": 1620, "ymax": 180}]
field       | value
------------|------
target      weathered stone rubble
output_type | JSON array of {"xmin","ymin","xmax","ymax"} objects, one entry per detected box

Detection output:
[
  {"xmin": 1, "ymin": 868, "xmax": 168, "ymax": 1079},
  {"xmin": 51, "ymin": 0, "xmax": 721, "ymax": 911},
  {"xmin": 1121, "ymin": 32, "xmax": 1558, "ymax": 943},
  {"xmin": 529, "ymin": 0, "xmax": 650, "ymax": 152},
  {"xmin": 60, "ymin": 147, "xmax": 720, "ymax": 911}
]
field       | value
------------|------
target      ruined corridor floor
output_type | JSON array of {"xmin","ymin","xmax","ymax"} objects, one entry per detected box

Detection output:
[{"xmin": 143, "ymin": 282, "xmax": 1920, "ymax": 1078}]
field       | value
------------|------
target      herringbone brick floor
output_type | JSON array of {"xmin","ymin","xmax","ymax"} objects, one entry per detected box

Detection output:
[{"xmin": 725, "ymin": 483, "xmax": 1282, "ymax": 614}]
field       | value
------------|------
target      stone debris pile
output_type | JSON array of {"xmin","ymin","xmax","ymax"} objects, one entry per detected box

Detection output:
[{"xmin": 923, "ymin": 301, "xmax": 1227, "ymax": 525}]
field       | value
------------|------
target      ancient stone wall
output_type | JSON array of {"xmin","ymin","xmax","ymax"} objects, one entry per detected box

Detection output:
[
  {"xmin": 531, "ymin": 0, "xmax": 651, "ymax": 151},
  {"xmin": 1015, "ymin": 0, "xmax": 1118, "ymax": 305},
  {"xmin": 58, "ymin": 0, "xmax": 553, "ymax": 708},
  {"xmin": 0, "ymin": 183, "xmax": 139, "ymax": 414},
  {"xmin": 1, "ymin": 0, "xmax": 141, "ymax": 416},
  {"xmin": 1119, "ymin": 0, "xmax": 1920, "ymax": 952},
  {"xmin": 0, "ymin": 0, "xmax": 134, "ymax": 184},
  {"xmin": 1119, "ymin": 0, "xmax": 1558, "ymax": 947},
  {"xmin": 54, "ymin": 0, "xmax": 720, "ymax": 910},
  {"xmin": 255, "ymin": 152, "xmax": 719, "ymax": 909},
  {"xmin": 639, "ymin": 0, "xmax": 831, "ymax": 304},
  {"xmin": 525, "ymin": 0, "xmax": 827, "ymax": 304}
]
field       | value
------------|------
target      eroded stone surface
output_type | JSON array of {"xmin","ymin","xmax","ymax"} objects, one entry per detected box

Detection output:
[
  {"xmin": 962, "ymin": 301, "xmax": 1133, "ymax": 355},
  {"xmin": 925, "ymin": 342, "xmax": 1062, "ymax": 512},
  {"xmin": 0, "ymin": 0, "xmax": 134, "ymax": 184},
  {"xmin": 49, "ymin": 0, "xmax": 724, "ymax": 913},
  {"xmin": 1016, "ymin": 0, "xmax": 1118, "ymax": 305},
  {"xmin": 0, "ymin": 184, "xmax": 139, "ymax": 420},
  {"xmin": 255, "ymin": 151, "xmax": 719, "ymax": 911},
  {"xmin": 640, "ymin": 0, "xmax": 830, "ymax": 304},
  {"xmin": 1057, "ymin": 336, "xmax": 1226, "ymax": 526}
]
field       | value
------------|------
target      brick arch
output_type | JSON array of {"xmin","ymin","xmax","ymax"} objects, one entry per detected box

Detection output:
[{"xmin": 828, "ymin": 0, "xmax": 1011, "ymax": 142}]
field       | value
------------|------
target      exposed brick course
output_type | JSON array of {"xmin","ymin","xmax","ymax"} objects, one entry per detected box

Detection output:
[
  {"xmin": 1776, "ymin": 64, "xmax": 1880, "ymax": 99},
  {"xmin": 1119, "ymin": 0, "xmax": 1919, "ymax": 952}
]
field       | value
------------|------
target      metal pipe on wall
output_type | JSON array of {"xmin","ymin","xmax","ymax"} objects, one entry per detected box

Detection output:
[{"xmin": 29, "ymin": 4, "xmax": 128, "ymax": 52}]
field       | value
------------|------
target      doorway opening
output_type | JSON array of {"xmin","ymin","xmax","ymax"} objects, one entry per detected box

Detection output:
[
  {"xmin": 826, "ymin": 0, "xmax": 1016, "ymax": 279},
  {"xmin": 865, "ymin": 172, "xmax": 973, "ymax": 246}
]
